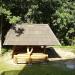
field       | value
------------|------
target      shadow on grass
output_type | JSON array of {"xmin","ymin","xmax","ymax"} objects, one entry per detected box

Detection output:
[
  {"xmin": 18, "ymin": 58, "xmax": 75, "ymax": 75},
  {"xmin": 1, "ymin": 58, "xmax": 75, "ymax": 75}
]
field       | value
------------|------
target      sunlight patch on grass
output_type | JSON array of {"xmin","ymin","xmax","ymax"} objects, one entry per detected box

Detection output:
[{"xmin": 53, "ymin": 46, "xmax": 75, "ymax": 53}]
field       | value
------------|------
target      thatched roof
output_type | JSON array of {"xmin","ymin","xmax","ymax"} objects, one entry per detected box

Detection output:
[{"xmin": 3, "ymin": 24, "xmax": 60, "ymax": 46}]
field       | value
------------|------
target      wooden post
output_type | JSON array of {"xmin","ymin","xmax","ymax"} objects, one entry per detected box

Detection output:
[
  {"xmin": 26, "ymin": 47, "xmax": 33, "ymax": 64},
  {"xmin": 44, "ymin": 46, "xmax": 46, "ymax": 53},
  {"xmin": 27, "ymin": 47, "xmax": 30, "ymax": 54},
  {"xmin": 13, "ymin": 55, "xmax": 17, "ymax": 64},
  {"xmin": 12, "ymin": 46, "xmax": 16, "ymax": 58},
  {"xmin": 27, "ymin": 47, "xmax": 33, "ymax": 55}
]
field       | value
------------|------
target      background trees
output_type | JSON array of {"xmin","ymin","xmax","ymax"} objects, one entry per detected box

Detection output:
[{"xmin": 0, "ymin": 0, "xmax": 75, "ymax": 45}]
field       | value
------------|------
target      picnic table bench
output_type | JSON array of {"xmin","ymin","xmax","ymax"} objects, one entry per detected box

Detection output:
[{"xmin": 13, "ymin": 53, "xmax": 48, "ymax": 64}]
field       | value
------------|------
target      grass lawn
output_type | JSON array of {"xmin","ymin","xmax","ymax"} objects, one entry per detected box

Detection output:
[
  {"xmin": 0, "ymin": 46, "xmax": 75, "ymax": 75},
  {"xmin": 0, "ymin": 58, "xmax": 75, "ymax": 75},
  {"xmin": 0, "ymin": 59, "xmax": 75, "ymax": 75},
  {"xmin": 53, "ymin": 46, "xmax": 75, "ymax": 53}
]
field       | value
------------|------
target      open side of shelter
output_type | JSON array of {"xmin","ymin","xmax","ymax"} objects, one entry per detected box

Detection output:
[
  {"xmin": 3, "ymin": 24, "xmax": 60, "ymax": 64},
  {"xmin": 12, "ymin": 45, "xmax": 48, "ymax": 64}
]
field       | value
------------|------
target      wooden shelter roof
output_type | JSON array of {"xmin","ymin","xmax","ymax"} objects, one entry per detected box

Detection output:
[{"xmin": 3, "ymin": 24, "xmax": 60, "ymax": 46}]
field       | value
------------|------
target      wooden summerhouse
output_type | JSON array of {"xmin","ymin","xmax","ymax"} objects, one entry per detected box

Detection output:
[{"xmin": 4, "ymin": 24, "xmax": 60, "ymax": 64}]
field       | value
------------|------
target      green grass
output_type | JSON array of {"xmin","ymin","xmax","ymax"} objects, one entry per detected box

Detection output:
[
  {"xmin": 0, "ymin": 56, "xmax": 75, "ymax": 75},
  {"xmin": 1, "ymin": 64, "xmax": 75, "ymax": 75},
  {"xmin": 0, "ymin": 46, "xmax": 75, "ymax": 75},
  {"xmin": 0, "ymin": 62, "xmax": 75, "ymax": 75},
  {"xmin": 53, "ymin": 46, "xmax": 75, "ymax": 53}
]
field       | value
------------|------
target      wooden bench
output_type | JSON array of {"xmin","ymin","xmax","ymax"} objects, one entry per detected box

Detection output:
[
  {"xmin": 13, "ymin": 53, "xmax": 31, "ymax": 64},
  {"xmin": 13, "ymin": 53, "xmax": 48, "ymax": 64},
  {"xmin": 31, "ymin": 53, "xmax": 48, "ymax": 63}
]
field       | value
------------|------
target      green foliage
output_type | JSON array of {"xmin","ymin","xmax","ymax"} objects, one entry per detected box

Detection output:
[
  {"xmin": 0, "ymin": 7, "xmax": 11, "ymax": 16},
  {"xmin": 52, "ymin": 0, "xmax": 75, "ymax": 45},
  {"xmin": 0, "ymin": 5, "xmax": 21, "ymax": 24},
  {"xmin": 9, "ymin": 16, "xmax": 21, "ymax": 24},
  {"xmin": 1, "ymin": 0, "xmax": 75, "ymax": 45},
  {"xmin": 1, "ymin": 48, "xmax": 8, "ymax": 54}
]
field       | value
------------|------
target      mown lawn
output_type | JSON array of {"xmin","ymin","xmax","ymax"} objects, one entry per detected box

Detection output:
[
  {"xmin": 0, "ymin": 57, "xmax": 75, "ymax": 75},
  {"xmin": 0, "ymin": 60, "xmax": 75, "ymax": 75},
  {"xmin": 0, "ymin": 46, "xmax": 75, "ymax": 75},
  {"xmin": 54, "ymin": 46, "xmax": 75, "ymax": 53}
]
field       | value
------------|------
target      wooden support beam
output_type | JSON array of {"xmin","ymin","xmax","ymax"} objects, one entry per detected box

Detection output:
[
  {"xmin": 44, "ymin": 46, "xmax": 46, "ymax": 53},
  {"xmin": 27, "ymin": 47, "xmax": 33, "ymax": 55},
  {"xmin": 12, "ymin": 46, "xmax": 16, "ymax": 58},
  {"xmin": 41, "ymin": 45, "xmax": 46, "ymax": 53},
  {"xmin": 27, "ymin": 47, "xmax": 30, "ymax": 53}
]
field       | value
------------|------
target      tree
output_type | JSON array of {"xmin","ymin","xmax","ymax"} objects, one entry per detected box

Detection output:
[
  {"xmin": 52, "ymin": 0, "xmax": 75, "ymax": 45},
  {"xmin": 1, "ymin": 0, "xmax": 75, "ymax": 45}
]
